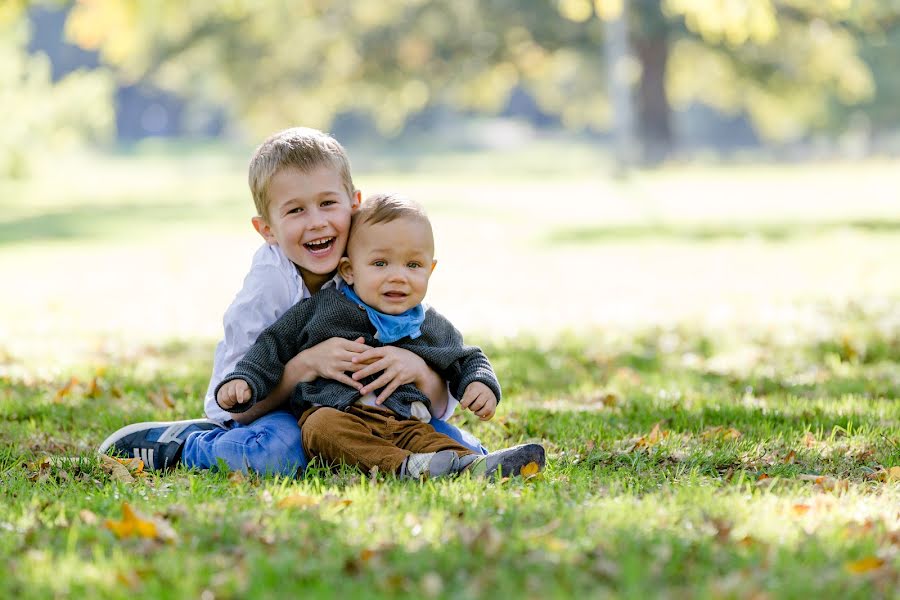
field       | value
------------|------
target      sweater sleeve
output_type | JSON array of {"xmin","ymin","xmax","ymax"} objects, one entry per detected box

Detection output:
[
  {"xmin": 214, "ymin": 296, "xmax": 316, "ymax": 413},
  {"xmin": 405, "ymin": 308, "xmax": 502, "ymax": 404}
]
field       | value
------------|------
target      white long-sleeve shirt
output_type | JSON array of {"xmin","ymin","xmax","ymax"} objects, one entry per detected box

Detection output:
[{"xmin": 204, "ymin": 244, "xmax": 459, "ymax": 424}]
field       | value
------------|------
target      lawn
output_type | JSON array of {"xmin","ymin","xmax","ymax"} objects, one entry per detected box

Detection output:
[{"xmin": 1, "ymin": 144, "xmax": 899, "ymax": 598}]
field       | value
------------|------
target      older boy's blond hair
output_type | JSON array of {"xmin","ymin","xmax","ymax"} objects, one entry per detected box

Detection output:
[
  {"xmin": 248, "ymin": 127, "xmax": 355, "ymax": 220},
  {"xmin": 352, "ymin": 192, "xmax": 431, "ymax": 232}
]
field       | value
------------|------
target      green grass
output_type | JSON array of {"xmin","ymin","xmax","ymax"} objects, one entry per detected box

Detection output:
[
  {"xmin": 1, "ymin": 148, "xmax": 899, "ymax": 598},
  {"xmin": 1, "ymin": 319, "xmax": 899, "ymax": 599}
]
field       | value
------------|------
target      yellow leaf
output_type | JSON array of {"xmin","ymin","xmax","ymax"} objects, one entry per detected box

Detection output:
[
  {"xmin": 149, "ymin": 388, "xmax": 175, "ymax": 410},
  {"xmin": 277, "ymin": 494, "xmax": 320, "ymax": 509},
  {"xmin": 54, "ymin": 377, "xmax": 79, "ymax": 403},
  {"xmin": 791, "ymin": 503, "xmax": 811, "ymax": 516},
  {"xmin": 85, "ymin": 377, "xmax": 101, "ymax": 399},
  {"xmin": 521, "ymin": 461, "xmax": 541, "ymax": 478},
  {"xmin": 887, "ymin": 466, "xmax": 900, "ymax": 481},
  {"xmin": 99, "ymin": 454, "xmax": 135, "ymax": 484},
  {"xmin": 114, "ymin": 457, "xmax": 144, "ymax": 475},
  {"xmin": 700, "ymin": 426, "xmax": 742, "ymax": 441},
  {"xmin": 105, "ymin": 503, "xmax": 158, "ymax": 540},
  {"xmin": 844, "ymin": 556, "xmax": 884, "ymax": 574},
  {"xmin": 633, "ymin": 422, "xmax": 669, "ymax": 450}
]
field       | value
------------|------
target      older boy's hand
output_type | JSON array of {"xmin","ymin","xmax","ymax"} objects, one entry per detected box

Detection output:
[
  {"xmin": 297, "ymin": 336, "xmax": 370, "ymax": 391},
  {"xmin": 352, "ymin": 345, "xmax": 430, "ymax": 404},
  {"xmin": 460, "ymin": 382, "xmax": 497, "ymax": 421},
  {"xmin": 217, "ymin": 379, "xmax": 251, "ymax": 410}
]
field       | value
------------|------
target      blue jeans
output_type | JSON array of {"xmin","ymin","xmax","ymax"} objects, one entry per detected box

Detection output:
[{"xmin": 181, "ymin": 409, "xmax": 488, "ymax": 477}]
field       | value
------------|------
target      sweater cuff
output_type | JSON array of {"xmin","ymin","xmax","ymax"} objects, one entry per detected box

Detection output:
[{"xmin": 455, "ymin": 374, "xmax": 502, "ymax": 406}]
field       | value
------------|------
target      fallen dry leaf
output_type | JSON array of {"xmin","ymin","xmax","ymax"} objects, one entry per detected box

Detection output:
[
  {"xmin": 632, "ymin": 422, "xmax": 669, "ymax": 450},
  {"xmin": 277, "ymin": 494, "xmax": 319, "ymax": 509},
  {"xmin": 594, "ymin": 392, "xmax": 620, "ymax": 407},
  {"xmin": 798, "ymin": 474, "xmax": 849, "ymax": 493},
  {"xmin": 114, "ymin": 457, "xmax": 145, "ymax": 476},
  {"xmin": 791, "ymin": 503, "xmax": 811, "ymax": 516},
  {"xmin": 783, "ymin": 450, "xmax": 797, "ymax": 464},
  {"xmin": 228, "ymin": 471, "xmax": 248, "ymax": 485},
  {"xmin": 53, "ymin": 377, "xmax": 79, "ymax": 403},
  {"xmin": 888, "ymin": 466, "xmax": 900, "ymax": 481},
  {"xmin": 85, "ymin": 377, "xmax": 102, "ymax": 399},
  {"xmin": 700, "ymin": 426, "xmax": 742, "ymax": 441},
  {"xmin": 844, "ymin": 556, "xmax": 885, "ymax": 574},
  {"xmin": 104, "ymin": 503, "xmax": 177, "ymax": 543},
  {"xmin": 521, "ymin": 461, "xmax": 541, "ymax": 479},
  {"xmin": 99, "ymin": 454, "xmax": 136, "ymax": 484},
  {"xmin": 149, "ymin": 388, "xmax": 175, "ymax": 410}
]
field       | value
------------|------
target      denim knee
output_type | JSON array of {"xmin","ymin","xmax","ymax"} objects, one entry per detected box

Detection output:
[{"xmin": 239, "ymin": 425, "xmax": 306, "ymax": 476}]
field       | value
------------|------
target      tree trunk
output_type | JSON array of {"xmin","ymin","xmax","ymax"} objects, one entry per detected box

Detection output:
[{"xmin": 632, "ymin": 29, "xmax": 673, "ymax": 165}]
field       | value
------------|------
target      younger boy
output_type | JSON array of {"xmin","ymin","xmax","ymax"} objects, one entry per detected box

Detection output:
[
  {"xmin": 216, "ymin": 193, "xmax": 545, "ymax": 479},
  {"xmin": 99, "ymin": 128, "xmax": 486, "ymax": 474}
]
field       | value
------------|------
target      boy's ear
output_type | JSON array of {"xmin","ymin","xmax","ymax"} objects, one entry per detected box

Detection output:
[
  {"xmin": 430, "ymin": 259, "xmax": 437, "ymax": 273},
  {"xmin": 350, "ymin": 189, "xmax": 362, "ymax": 211},
  {"xmin": 338, "ymin": 257, "xmax": 354, "ymax": 283},
  {"xmin": 251, "ymin": 216, "xmax": 277, "ymax": 245}
]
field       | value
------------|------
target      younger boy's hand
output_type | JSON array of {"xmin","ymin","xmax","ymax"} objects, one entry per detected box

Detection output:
[
  {"xmin": 460, "ymin": 382, "xmax": 497, "ymax": 421},
  {"xmin": 217, "ymin": 379, "xmax": 251, "ymax": 410}
]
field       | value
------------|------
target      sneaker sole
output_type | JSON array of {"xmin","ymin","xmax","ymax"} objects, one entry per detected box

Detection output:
[
  {"xmin": 495, "ymin": 443, "xmax": 546, "ymax": 478},
  {"xmin": 97, "ymin": 418, "xmax": 222, "ymax": 454}
]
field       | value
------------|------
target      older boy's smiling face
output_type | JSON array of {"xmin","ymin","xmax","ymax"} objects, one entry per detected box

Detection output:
[
  {"xmin": 339, "ymin": 217, "xmax": 436, "ymax": 315},
  {"xmin": 254, "ymin": 165, "xmax": 359, "ymax": 292}
]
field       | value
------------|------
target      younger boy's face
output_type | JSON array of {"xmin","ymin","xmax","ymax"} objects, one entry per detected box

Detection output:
[
  {"xmin": 339, "ymin": 217, "xmax": 437, "ymax": 315},
  {"xmin": 253, "ymin": 165, "xmax": 360, "ymax": 292}
]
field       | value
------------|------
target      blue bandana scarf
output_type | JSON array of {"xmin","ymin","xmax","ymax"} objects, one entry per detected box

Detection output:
[{"xmin": 340, "ymin": 283, "xmax": 425, "ymax": 343}]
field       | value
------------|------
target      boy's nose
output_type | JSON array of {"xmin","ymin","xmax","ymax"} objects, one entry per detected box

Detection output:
[
  {"xmin": 386, "ymin": 267, "xmax": 407, "ymax": 282},
  {"xmin": 307, "ymin": 210, "xmax": 326, "ymax": 229}
]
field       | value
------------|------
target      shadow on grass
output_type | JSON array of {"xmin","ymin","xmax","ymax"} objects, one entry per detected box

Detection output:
[{"xmin": 544, "ymin": 219, "xmax": 900, "ymax": 245}]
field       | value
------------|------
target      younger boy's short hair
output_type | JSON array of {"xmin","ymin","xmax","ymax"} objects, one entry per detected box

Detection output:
[
  {"xmin": 353, "ymin": 192, "xmax": 431, "ymax": 231},
  {"xmin": 248, "ymin": 127, "xmax": 355, "ymax": 220}
]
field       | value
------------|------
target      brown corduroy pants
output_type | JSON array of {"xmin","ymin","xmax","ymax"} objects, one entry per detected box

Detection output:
[{"xmin": 299, "ymin": 404, "xmax": 474, "ymax": 475}]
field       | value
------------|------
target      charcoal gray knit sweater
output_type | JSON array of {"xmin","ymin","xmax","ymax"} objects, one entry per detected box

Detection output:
[{"xmin": 215, "ymin": 286, "xmax": 501, "ymax": 419}]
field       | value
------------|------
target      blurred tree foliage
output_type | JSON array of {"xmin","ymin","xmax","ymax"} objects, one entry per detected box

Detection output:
[
  {"xmin": 0, "ymin": 2, "xmax": 113, "ymax": 177},
  {"xmin": 13, "ymin": 0, "xmax": 900, "ymax": 162}
]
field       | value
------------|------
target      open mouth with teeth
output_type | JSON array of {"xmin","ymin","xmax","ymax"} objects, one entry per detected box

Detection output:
[{"xmin": 304, "ymin": 237, "xmax": 335, "ymax": 254}]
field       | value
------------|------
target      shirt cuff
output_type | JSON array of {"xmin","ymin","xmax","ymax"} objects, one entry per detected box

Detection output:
[{"xmin": 436, "ymin": 394, "xmax": 459, "ymax": 421}]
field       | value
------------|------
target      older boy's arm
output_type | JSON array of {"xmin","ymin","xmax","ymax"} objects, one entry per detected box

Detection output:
[
  {"xmin": 218, "ymin": 302, "xmax": 309, "ymax": 413},
  {"xmin": 232, "ymin": 335, "xmax": 372, "ymax": 423}
]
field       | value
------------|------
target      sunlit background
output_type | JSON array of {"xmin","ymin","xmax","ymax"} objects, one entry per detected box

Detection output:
[{"xmin": 1, "ymin": 0, "xmax": 898, "ymax": 371}]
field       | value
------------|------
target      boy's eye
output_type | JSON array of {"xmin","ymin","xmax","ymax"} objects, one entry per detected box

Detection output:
[
  {"xmin": 287, "ymin": 207, "xmax": 303, "ymax": 214},
  {"xmin": 407, "ymin": 262, "xmax": 421, "ymax": 269},
  {"xmin": 321, "ymin": 200, "xmax": 336, "ymax": 207},
  {"xmin": 373, "ymin": 260, "xmax": 387, "ymax": 267}
]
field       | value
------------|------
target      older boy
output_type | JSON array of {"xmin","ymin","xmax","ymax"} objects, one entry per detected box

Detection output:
[
  {"xmin": 216, "ymin": 194, "xmax": 545, "ymax": 479},
  {"xmin": 99, "ymin": 127, "xmax": 486, "ymax": 474}
]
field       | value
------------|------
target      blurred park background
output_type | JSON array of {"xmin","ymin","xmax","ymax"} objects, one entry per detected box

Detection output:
[{"xmin": 1, "ymin": 0, "xmax": 899, "ymax": 371}]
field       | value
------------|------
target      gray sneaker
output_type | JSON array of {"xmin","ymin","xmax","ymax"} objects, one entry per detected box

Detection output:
[
  {"xmin": 98, "ymin": 419, "xmax": 224, "ymax": 470},
  {"xmin": 398, "ymin": 450, "xmax": 464, "ymax": 479},
  {"xmin": 459, "ymin": 443, "xmax": 546, "ymax": 479}
]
